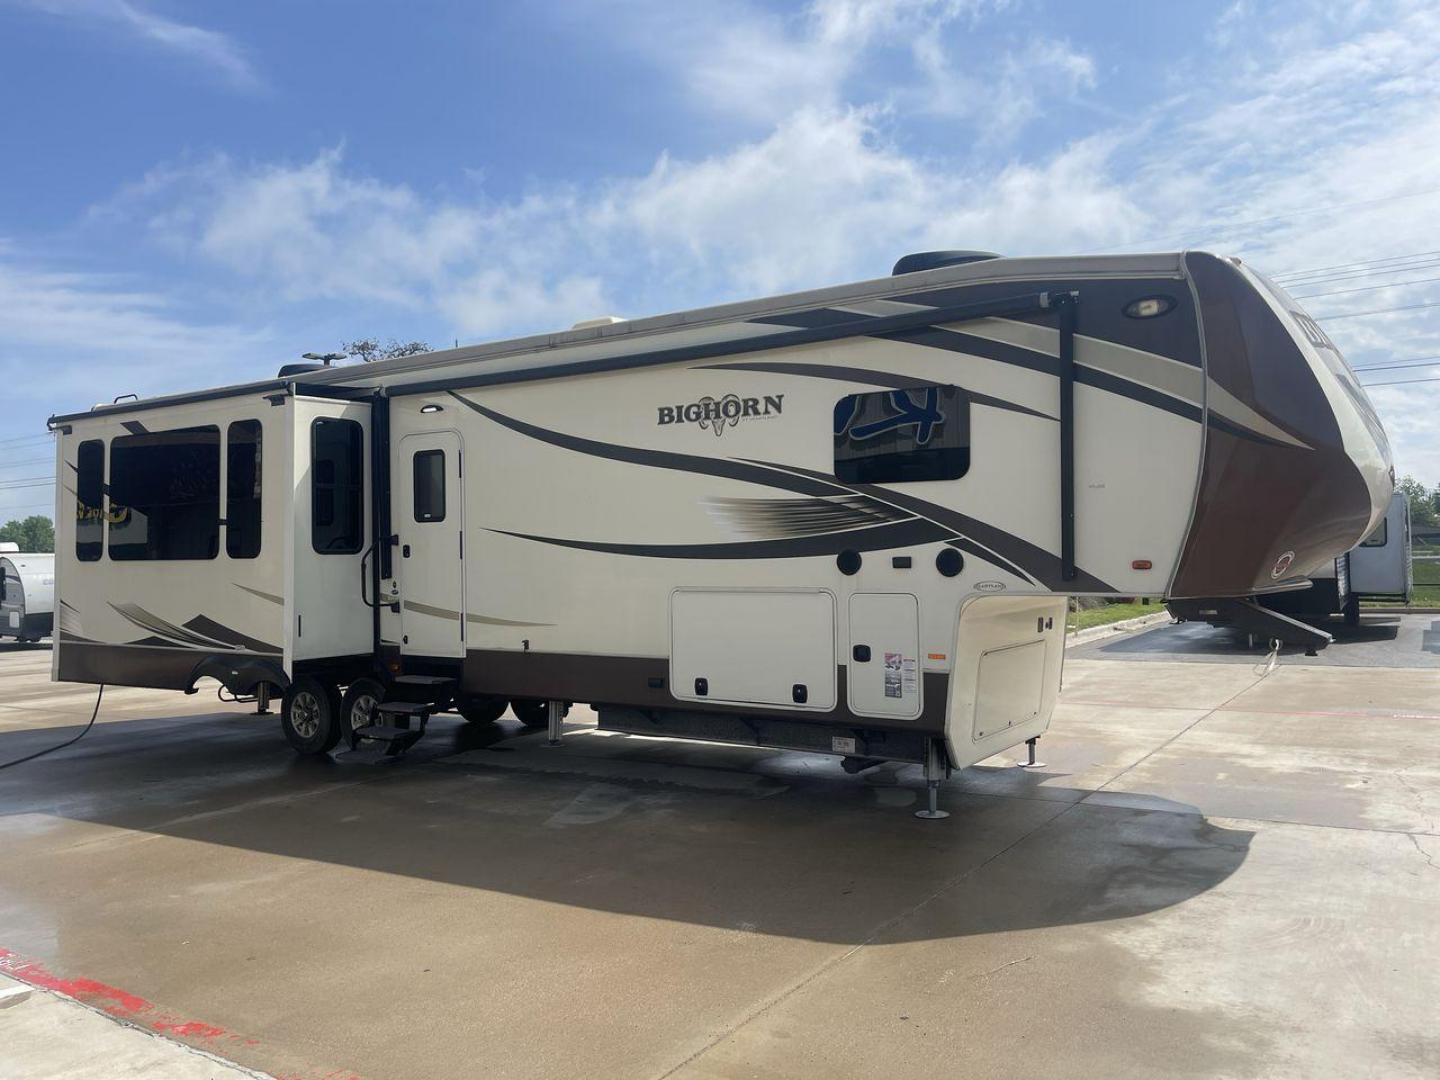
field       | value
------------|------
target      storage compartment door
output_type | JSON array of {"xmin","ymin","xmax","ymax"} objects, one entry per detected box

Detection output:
[
  {"xmin": 671, "ymin": 589, "xmax": 835, "ymax": 710},
  {"xmin": 847, "ymin": 593, "xmax": 921, "ymax": 720},
  {"xmin": 972, "ymin": 640, "xmax": 1046, "ymax": 742}
]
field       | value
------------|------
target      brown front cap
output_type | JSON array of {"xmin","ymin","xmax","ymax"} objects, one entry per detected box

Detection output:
[{"xmin": 1169, "ymin": 253, "xmax": 1388, "ymax": 599}]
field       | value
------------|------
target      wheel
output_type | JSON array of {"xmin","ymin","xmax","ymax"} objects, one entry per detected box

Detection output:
[
  {"xmin": 458, "ymin": 695, "xmax": 507, "ymax": 725},
  {"xmin": 341, "ymin": 677, "xmax": 388, "ymax": 747},
  {"xmin": 281, "ymin": 675, "xmax": 343, "ymax": 754},
  {"xmin": 510, "ymin": 698, "xmax": 569, "ymax": 728}
]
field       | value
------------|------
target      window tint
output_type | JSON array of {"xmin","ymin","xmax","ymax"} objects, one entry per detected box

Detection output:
[
  {"xmin": 76, "ymin": 439, "xmax": 104, "ymax": 561},
  {"xmin": 312, "ymin": 419, "xmax": 364, "ymax": 554},
  {"xmin": 109, "ymin": 426, "xmax": 221, "ymax": 560},
  {"xmin": 1360, "ymin": 519, "xmax": 1387, "ymax": 547},
  {"xmin": 833, "ymin": 385, "xmax": 970, "ymax": 484},
  {"xmin": 413, "ymin": 449, "xmax": 446, "ymax": 523},
  {"xmin": 226, "ymin": 420, "xmax": 263, "ymax": 558}
]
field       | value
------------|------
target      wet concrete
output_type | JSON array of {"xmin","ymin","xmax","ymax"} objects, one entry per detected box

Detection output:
[
  {"xmin": 1071, "ymin": 611, "xmax": 1440, "ymax": 668},
  {"xmin": 0, "ymin": 640, "xmax": 1437, "ymax": 1079}
]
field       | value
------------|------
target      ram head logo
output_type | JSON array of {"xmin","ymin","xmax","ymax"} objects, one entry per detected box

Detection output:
[{"xmin": 697, "ymin": 394, "xmax": 742, "ymax": 437}]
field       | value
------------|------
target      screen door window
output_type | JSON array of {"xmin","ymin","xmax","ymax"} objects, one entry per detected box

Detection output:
[{"xmin": 413, "ymin": 449, "xmax": 446, "ymax": 523}]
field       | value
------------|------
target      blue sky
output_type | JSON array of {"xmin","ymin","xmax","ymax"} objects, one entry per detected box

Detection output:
[{"xmin": 3, "ymin": 0, "xmax": 1440, "ymax": 522}]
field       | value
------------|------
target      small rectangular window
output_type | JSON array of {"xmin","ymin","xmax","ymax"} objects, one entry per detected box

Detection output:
[
  {"xmin": 76, "ymin": 439, "xmax": 104, "ymax": 561},
  {"xmin": 834, "ymin": 385, "xmax": 970, "ymax": 484},
  {"xmin": 312, "ymin": 418, "xmax": 364, "ymax": 554},
  {"xmin": 413, "ymin": 449, "xmax": 446, "ymax": 523},
  {"xmin": 1360, "ymin": 519, "xmax": 1387, "ymax": 547},
  {"xmin": 226, "ymin": 420, "xmax": 263, "ymax": 558},
  {"xmin": 109, "ymin": 426, "xmax": 221, "ymax": 560}
]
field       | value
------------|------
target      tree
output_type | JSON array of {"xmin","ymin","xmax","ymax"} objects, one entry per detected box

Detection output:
[
  {"xmin": 0, "ymin": 515, "xmax": 54, "ymax": 553},
  {"xmin": 341, "ymin": 339, "xmax": 432, "ymax": 363},
  {"xmin": 1395, "ymin": 475, "xmax": 1438, "ymax": 528}
]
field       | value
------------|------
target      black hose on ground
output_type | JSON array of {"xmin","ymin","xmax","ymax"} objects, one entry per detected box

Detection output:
[{"xmin": 0, "ymin": 684, "xmax": 105, "ymax": 771}]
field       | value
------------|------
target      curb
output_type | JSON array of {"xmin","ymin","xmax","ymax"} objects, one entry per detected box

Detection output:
[{"xmin": 1065, "ymin": 610, "xmax": 1173, "ymax": 648}]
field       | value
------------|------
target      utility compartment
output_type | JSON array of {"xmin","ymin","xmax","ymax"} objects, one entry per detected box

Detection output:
[
  {"xmin": 670, "ymin": 588, "xmax": 835, "ymax": 710},
  {"xmin": 847, "ymin": 592, "xmax": 921, "ymax": 720}
]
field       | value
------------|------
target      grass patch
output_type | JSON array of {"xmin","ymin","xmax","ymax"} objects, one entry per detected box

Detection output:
[{"xmin": 1067, "ymin": 600, "xmax": 1165, "ymax": 633}]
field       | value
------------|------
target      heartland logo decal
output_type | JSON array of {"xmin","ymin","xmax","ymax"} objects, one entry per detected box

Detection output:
[{"xmin": 658, "ymin": 394, "xmax": 783, "ymax": 437}]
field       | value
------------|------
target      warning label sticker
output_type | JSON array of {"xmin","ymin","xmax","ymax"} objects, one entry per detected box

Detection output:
[{"xmin": 884, "ymin": 652, "xmax": 903, "ymax": 698}]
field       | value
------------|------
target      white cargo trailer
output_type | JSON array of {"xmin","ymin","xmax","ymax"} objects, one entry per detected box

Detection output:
[
  {"xmin": 45, "ymin": 251, "xmax": 1392, "ymax": 814},
  {"xmin": 0, "ymin": 547, "xmax": 54, "ymax": 643}
]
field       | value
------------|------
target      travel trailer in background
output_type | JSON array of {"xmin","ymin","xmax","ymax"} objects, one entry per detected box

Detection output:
[
  {"xmin": 0, "ymin": 546, "xmax": 54, "ymax": 643},
  {"xmin": 46, "ymin": 250, "xmax": 1391, "ymax": 815},
  {"xmin": 1170, "ymin": 492, "xmax": 1411, "ymax": 650}
]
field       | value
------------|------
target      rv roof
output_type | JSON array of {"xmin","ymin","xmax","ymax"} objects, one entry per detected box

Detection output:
[{"xmin": 50, "ymin": 251, "xmax": 1190, "ymax": 426}]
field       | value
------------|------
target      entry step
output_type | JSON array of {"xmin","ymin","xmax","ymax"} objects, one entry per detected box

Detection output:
[
  {"xmin": 352, "ymin": 724, "xmax": 421, "ymax": 741},
  {"xmin": 392, "ymin": 675, "xmax": 456, "ymax": 687},
  {"xmin": 376, "ymin": 700, "xmax": 432, "ymax": 717}
]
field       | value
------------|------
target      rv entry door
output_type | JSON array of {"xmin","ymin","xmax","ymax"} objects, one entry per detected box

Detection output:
[{"xmin": 397, "ymin": 431, "xmax": 466, "ymax": 658}]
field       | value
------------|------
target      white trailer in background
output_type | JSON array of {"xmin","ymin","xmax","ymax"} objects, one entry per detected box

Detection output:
[
  {"xmin": 46, "ymin": 250, "xmax": 1393, "ymax": 816},
  {"xmin": 0, "ymin": 546, "xmax": 54, "ymax": 643}
]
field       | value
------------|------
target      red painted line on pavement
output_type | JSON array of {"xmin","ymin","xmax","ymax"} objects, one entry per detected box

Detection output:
[{"xmin": 0, "ymin": 946, "xmax": 360, "ymax": 1079}]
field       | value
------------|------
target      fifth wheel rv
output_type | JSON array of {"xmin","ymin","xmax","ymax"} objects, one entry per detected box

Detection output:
[{"xmin": 46, "ymin": 250, "xmax": 1392, "ymax": 815}]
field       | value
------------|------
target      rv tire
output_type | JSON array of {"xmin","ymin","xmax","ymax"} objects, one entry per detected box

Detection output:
[
  {"xmin": 510, "ymin": 698, "xmax": 569, "ymax": 728},
  {"xmin": 459, "ymin": 695, "xmax": 507, "ymax": 725},
  {"xmin": 282, "ymin": 675, "xmax": 344, "ymax": 755},
  {"xmin": 341, "ymin": 677, "xmax": 388, "ymax": 747}
]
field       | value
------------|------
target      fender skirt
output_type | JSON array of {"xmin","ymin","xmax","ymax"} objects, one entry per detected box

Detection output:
[{"xmin": 186, "ymin": 655, "xmax": 290, "ymax": 696}]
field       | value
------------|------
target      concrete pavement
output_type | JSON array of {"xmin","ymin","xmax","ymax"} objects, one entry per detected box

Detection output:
[{"xmin": 0, "ymin": 632, "xmax": 1437, "ymax": 1079}]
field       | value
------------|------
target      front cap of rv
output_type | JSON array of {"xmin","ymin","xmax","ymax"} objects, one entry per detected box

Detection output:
[{"xmin": 1168, "ymin": 252, "xmax": 1393, "ymax": 600}]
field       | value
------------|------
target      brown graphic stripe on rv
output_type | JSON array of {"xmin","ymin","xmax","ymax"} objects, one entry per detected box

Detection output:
[
  {"xmin": 449, "ymin": 396, "xmax": 1092, "ymax": 587},
  {"xmin": 696, "ymin": 360, "xmax": 1057, "ymax": 422}
]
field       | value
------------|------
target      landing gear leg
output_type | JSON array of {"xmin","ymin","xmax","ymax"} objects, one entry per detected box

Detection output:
[
  {"xmin": 1015, "ymin": 736, "xmax": 1046, "ymax": 769},
  {"xmin": 915, "ymin": 739, "xmax": 951, "ymax": 820},
  {"xmin": 255, "ymin": 683, "xmax": 272, "ymax": 716},
  {"xmin": 546, "ymin": 699, "xmax": 564, "ymax": 746}
]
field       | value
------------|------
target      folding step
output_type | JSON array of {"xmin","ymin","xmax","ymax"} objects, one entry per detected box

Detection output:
[
  {"xmin": 387, "ymin": 675, "xmax": 458, "ymax": 707},
  {"xmin": 376, "ymin": 700, "xmax": 433, "ymax": 717},
  {"xmin": 352, "ymin": 724, "xmax": 422, "ymax": 742},
  {"xmin": 391, "ymin": 675, "xmax": 456, "ymax": 688}
]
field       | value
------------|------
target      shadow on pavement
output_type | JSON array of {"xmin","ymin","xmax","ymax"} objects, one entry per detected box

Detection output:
[{"xmin": 0, "ymin": 706, "xmax": 1252, "ymax": 946}]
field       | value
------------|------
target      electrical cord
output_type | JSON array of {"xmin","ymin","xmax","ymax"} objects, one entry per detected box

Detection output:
[{"xmin": 0, "ymin": 684, "xmax": 104, "ymax": 771}]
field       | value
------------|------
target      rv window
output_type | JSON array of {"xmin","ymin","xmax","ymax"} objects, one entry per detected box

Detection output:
[
  {"xmin": 1360, "ymin": 519, "xmax": 1387, "ymax": 547},
  {"xmin": 226, "ymin": 420, "xmax": 263, "ymax": 559},
  {"xmin": 76, "ymin": 439, "xmax": 104, "ymax": 561},
  {"xmin": 109, "ymin": 426, "xmax": 221, "ymax": 561},
  {"xmin": 312, "ymin": 418, "xmax": 364, "ymax": 554},
  {"xmin": 833, "ymin": 385, "xmax": 970, "ymax": 484},
  {"xmin": 412, "ymin": 449, "xmax": 446, "ymax": 523}
]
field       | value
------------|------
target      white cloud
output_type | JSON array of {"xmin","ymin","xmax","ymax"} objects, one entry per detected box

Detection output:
[
  {"xmin": 13, "ymin": 0, "xmax": 259, "ymax": 90},
  {"xmin": 27, "ymin": 0, "xmax": 1440, "ymax": 484}
]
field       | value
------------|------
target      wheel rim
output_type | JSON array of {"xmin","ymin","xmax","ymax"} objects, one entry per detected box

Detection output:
[
  {"xmin": 351, "ymin": 693, "xmax": 378, "ymax": 734},
  {"xmin": 291, "ymin": 690, "xmax": 322, "ymax": 739}
]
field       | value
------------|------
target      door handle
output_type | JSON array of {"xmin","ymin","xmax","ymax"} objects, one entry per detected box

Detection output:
[{"xmin": 403, "ymin": 544, "xmax": 411, "ymax": 558}]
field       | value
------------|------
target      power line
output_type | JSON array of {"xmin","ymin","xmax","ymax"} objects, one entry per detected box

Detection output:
[
  {"xmin": 1359, "ymin": 375, "xmax": 1440, "ymax": 388},
  {"xmin": 1292, "ymin": 273, "xmax": 1440, "ymax": 300},
  {"xmin": 1350, "ymin": 355, "xmax": 1440, "ymax": 373},
  {"xmin": 1275, "ymin": 249, "xmax": 1440, "ymax": 282},
  {"xmin": 1281, "ymin": 258, "xmax": 1440, "ymax": 289},
  {"xmin": 0, "ymin": 476, "xmax": 55, "ymax": 486},
  {"xmin": 0, "ymin": 457, "xmax": 55, "ymax": 469},
  {"xmin": 1314, "ymin": 299, "xmax": 1440, "ymax": 321},
  {"xmin": 0, "ymin": 433, "xmax": 53, "ymax": 448}
]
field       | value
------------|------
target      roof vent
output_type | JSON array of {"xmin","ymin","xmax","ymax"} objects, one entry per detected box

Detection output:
[
  {"xmin": 571, "ymin": 315, "xmax": 627, "ymax": 330},
  {"xmin": 891, "ymin": 250, "xmax": 1001, "ymax": 276},
  {"xmin": 278, "ymin": 362, "xmax": 327, "ymax": 378}
]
